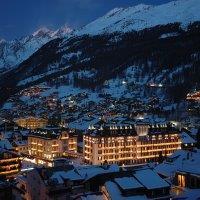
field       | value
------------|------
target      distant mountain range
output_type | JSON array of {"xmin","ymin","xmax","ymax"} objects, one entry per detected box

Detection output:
[
  {"xmin": 0, "ymin": 0, "xmax": 200, "ymax": 107},
  {"xmin": 0, "ymin": 25, "xmax": 72, "ymax": 72}
]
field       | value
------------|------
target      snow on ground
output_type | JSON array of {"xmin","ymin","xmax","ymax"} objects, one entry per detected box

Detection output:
[
  {"xmin": 77, "ymin": 70, "xmax": 97, "ymax": 79},
  {"xmin": 159, "ymin": 32, "xmax": 179, "ymax": 39},
  {"xmin": 102, "ymin": 65, "xmax": 151, "ymax": 99},
  {"xmin": 41, "ymin": 84, "xmax": 101, "ymax": 103},
  {"xmin": 69, "ymin": 116, "xmax": 100, "ymax": 130},
  {"xmin": 103, "ymin": 78, "xmax": 127, "ymax": 98},
  {"xmin": 2, "ymin": 102, "xmax": 13, "ymax": 110},
  {"xmin": 17, "ymin": 64, "xmax": 64, "ymax": 86},
  {"xmin": 61, "ymin": 51, "xmax": 82, "ymax": 62}
]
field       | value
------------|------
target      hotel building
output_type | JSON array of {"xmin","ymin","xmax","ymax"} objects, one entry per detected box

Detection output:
[
  {"xmin": 0, "ymin": 150, "xmax": 21, "ymax": 177},
  {"xmin": 83, "ymin": 124, "xmax": 181, "ymax": 165},
  {"xmin": 28, "ymin": 128, "xmax": 78, "ymax": 166},
  {"xmin": 15, "ymin": 117, "xmax": 48, "ymax": 130}
]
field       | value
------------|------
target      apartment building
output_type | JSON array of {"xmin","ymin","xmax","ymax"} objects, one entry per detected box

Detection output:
[
  {"xmin": 28, "ymin": 127, "xmax": 78, "ymax": 166},
  {"xmin": 83, "ymin": 124, "xmax": 181, "ymax": 165},
  {"xmin": 0, "ymin": 150, "xmax": 21, "ymax": 177}
]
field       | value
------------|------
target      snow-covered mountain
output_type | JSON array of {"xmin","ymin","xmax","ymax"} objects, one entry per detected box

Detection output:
[
  {"xmin": 1, "ymin": 0, "xmax": 200, "ymax": 115},
  {"xmin": 0, "ymin": 26, "xmax": 72, "ymax": 72},
  {"xmin": 1, "ymin": 0, "xmax": 199, "ymax": 73},
  {"xmin": 75, "ymin": 0, "xmax": 200, "ymax": 35}
]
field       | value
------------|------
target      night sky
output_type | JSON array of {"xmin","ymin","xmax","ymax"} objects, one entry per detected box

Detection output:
[{"xmin": 0, "ymin": 0, "xmax": 173, "ymax": 40}]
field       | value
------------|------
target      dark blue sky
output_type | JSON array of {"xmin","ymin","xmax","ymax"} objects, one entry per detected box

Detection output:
[{"xmin": 0, "ymin": 0, "xmax": 172, "ymax": 40}]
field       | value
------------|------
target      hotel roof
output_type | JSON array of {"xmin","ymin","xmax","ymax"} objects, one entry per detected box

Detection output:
[
  {"xmin": 29, "ymin": 127, "xmax": 77, "ymax": 139},
  {"xmin": 85, "ymin": 123, "xmax": 179, "ymax": 137},
  {"xmin": 86, "ymin": 125, "xmax": 137, "ymax": 137},
  {"xmin": 148, "ymin": 125, "xmax": 179, "ymax": 135}
]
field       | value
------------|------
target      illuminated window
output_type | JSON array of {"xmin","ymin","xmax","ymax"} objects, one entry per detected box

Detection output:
[{"xmin": 178, "ymin": 175, "xmax": 186, "ymax": 187}]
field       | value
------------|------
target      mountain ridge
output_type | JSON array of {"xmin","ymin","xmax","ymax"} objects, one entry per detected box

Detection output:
[
  {"xmin": 0, "ymin": 0, "xmax": 200, "ymax": 114},
  {"xmin": 74, "ymin": 0, "xmax": 200, "ymax": 36},
  {"xmin": 0, "ymin": 25, "xmax": 72, "ymax": 72}
]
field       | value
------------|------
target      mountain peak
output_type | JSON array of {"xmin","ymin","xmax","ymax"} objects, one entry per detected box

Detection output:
[
  {"xmin": 0, "ymin": 38, "xmax": 6, "ymax": 44},
  {"xmin": 75, "ymin": 0, "xmax": 200, "ymax": 36},
  {"xmin": 32, "ymin": 27, "xmax": 52, "ymax": 37},
  {"xmin": 52, "ymin": 25, "xmax": 73, "ymax": 37},
  {"xmin": 0, "ymin": 24, "xmax": 72, "ymax": 71},
  {"xmin": 59, "ymin": 24, "xmax": 73, "ymax": 34},
  {"xmin": 105, "ymin": 7, "xmax": 124, "ymax": 17}
]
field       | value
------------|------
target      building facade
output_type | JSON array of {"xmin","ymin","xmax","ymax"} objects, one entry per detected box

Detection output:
[
  {"xmin": 0, "ymin": 150, "xmax": 21, "ymax": 177},
  {"xmin": 15, "ymin": 117, "xmax": 48, "ymax": 130},
  {"xmin": 28, "ymin": 128, "xmax": 77, "ymax": 166},
  {"xmin": 83, "ymin": 124, "xmax": 181, "ymax": 165},
  {"xmin": 175, "ymin": 170, "xmax": 200, "ymax": 188}
]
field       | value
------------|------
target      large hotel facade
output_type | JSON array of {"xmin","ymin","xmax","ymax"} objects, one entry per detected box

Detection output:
[
  {"xmin": 28, "ymin": 128, "xmax": 78, "ymax": 166},
  {"xmin": 83, "ymin": 124, "xmax": 182, "ymax": 165}
]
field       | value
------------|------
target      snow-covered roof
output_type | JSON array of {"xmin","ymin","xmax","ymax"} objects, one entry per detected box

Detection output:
[
  {"xmin": 105, "ymin": 181, "xmax": 148, "ymax": 200},
  {"xmin": 14, "ymin": 140, "xmax": 27, "ymax": 146},
  {"xmin": 0, "ymin": 131, "xmax": 13, "ymax": 139},
  {"xmin": 50, "ymin": 164, "xmax": 120, "ymax": 184},
  {"xmin": 180, "ymin": 132, "xmax": 196, "ymax": 144},
  {"xmin": 50, "ymin": 169, "xmax": 82, "ymax": 183},
  {"xmin": 189, "ymin": 128, "xmax": 199, "ymax": 136},
  {"xmin": 115, "ymin": 177, "xmax": 143, "ymax": 190},
  {"xmin": 134, "ymin": 169, "xmax": 170, "ymax": 189},
  {"xmin": 155, "ymin": 149, "xmax": 200, "ymax": 177},
  {"xmin": 78, "ymin": 193, "xmax": 104, "ymax": 200},
  {"xmin": 76, "ymin": 164, "xmax": 119, "ymax": 181},
  {"xmin": 0, "ymin": 139, "xmax": 13, "ymax": 149}
]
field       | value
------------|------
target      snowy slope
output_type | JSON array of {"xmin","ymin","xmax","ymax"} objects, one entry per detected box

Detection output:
[
  {"xmin": 75, "ymin": 0, "xmax": 200, "ymax": 35},
  {"xmin": 1, "ymin": 0, "xmax": 199, "ymax": 71},
  {"xmin": 0, "ymin": 26, "xmax": 72, "ymax": 71}
]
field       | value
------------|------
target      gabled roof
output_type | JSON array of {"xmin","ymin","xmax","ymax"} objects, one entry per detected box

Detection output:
[
  {"xmin": 134, "ymin": 168, "xmax": 170, "ymax": 190},
  {"xmin": 114, "ymin": 177, "xmax": 144, "ymax": 190},
  {"xmin": 105, "ymin": 181, "xmax": 148, "ymax": 200}
]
